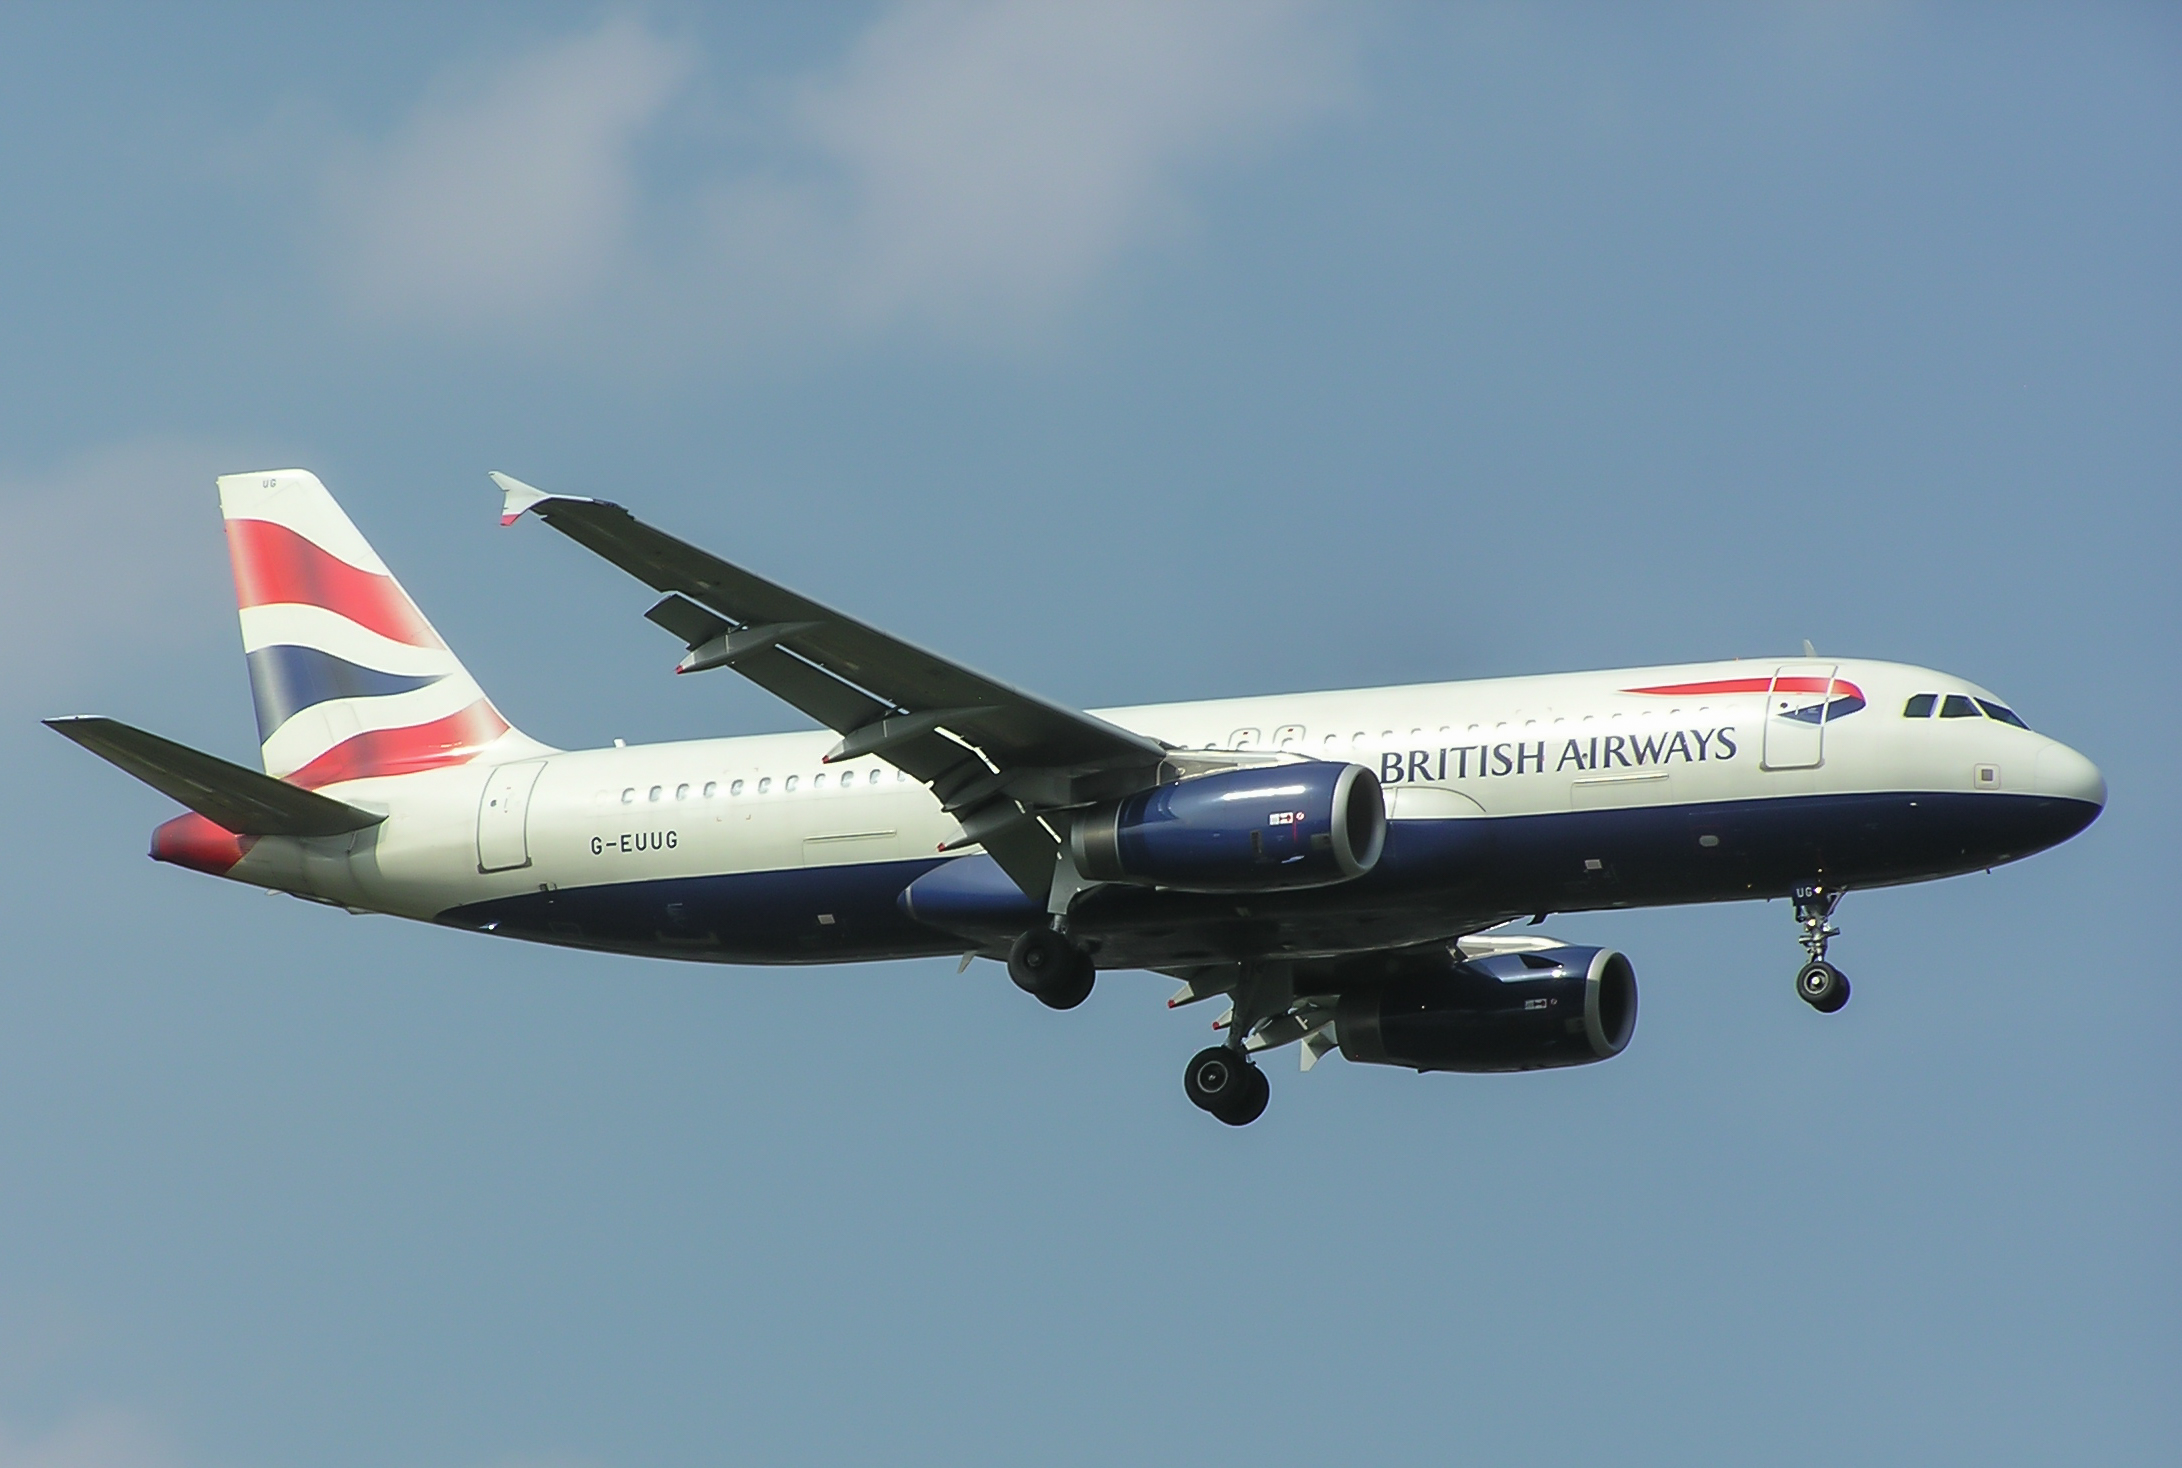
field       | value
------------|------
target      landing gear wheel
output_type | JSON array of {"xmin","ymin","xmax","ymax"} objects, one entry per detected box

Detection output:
[
  {"xmin": 1035, "ymin": 957, "xmax": 1095, "ymax": 1011},
  {"xmin": 1228, "ymin": 1064, "xmax": 1270, "ymax": 1126},
  {"xmin": 1008, "ymin": 928, "xmax": 1094, "ymax": 1009},
  {"xmin": 1796, "ymin": 960, "xmax": 1850, "ymax": 1013},
  {"xmin": 1183, "ymin": 1046, "xmax": 1270, "ymax": 1125}
]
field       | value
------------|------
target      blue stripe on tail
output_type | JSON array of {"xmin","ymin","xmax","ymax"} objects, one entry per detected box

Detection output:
[{"xmin": 244, "ymin": 644, "xmax": 444, "ymax": 742}]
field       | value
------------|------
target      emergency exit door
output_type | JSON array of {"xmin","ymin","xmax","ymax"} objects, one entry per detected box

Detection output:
[
  {"xmin": 1761, "ymin": 663, "xmax": 1836, "ymax": 771},
  {"xmin": 476, "ymin": 760, "xmax": 546, "ymax": 872}
]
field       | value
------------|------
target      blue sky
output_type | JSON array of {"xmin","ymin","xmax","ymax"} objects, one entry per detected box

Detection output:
[{"xmin": 1, "ymin": 5, "xmax": 2175, "ymax": 1465}]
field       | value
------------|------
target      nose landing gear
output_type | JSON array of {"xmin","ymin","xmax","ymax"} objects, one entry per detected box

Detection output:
[
  {"xmin": 1791, "ymin": 884, "xmax": 1850, "ymax": 1013},
  {"xmin": 1796, "ymin": 959, "xmax": 1849, "ymax": 1012}
]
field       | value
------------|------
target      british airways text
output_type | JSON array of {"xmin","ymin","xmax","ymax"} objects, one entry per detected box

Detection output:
[{"xmin": 1378, "ymin": 726, "xmax": 1739, "ymax": 784}]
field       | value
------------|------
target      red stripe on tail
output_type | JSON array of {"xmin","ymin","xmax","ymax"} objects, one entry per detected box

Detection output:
[
  {"xmin": 227, "ymin": 518, "xmax": 445, "ymax": 649},
  {"xmin": 282, "ymin": 700, "xmax": 510, "ymax": 790}
]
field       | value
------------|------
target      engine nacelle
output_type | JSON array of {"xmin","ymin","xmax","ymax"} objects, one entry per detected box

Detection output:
[
  {"xmin": 1070, "ymin": 762, "xmax": 1385, "ymax": 893},
  {"xmin": 1335, "ymin": 946, "xmax": 1638, "ymax": 1073}
]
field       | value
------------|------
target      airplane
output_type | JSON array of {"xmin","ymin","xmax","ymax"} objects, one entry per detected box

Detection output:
[{"xmin": 47, "ymin": 470, "xmax": 2106, "ymax": 1125}]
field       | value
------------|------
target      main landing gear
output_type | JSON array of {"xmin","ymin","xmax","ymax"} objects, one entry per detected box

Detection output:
[
  {"xmin": 1792, "ymin": 884, "xmax": 1850, "ymax": 1014},
  {"xmin": 1008, "ymin": 928, "xmax": 1270, "ymax": 1125},
  {"xmin": 1177, "ymin": 961, "xmax": 1281, "ymax": 1126},
  {"xmin": 1007, "ymin": 926, "xmax": 1095, "ymax": 1011},
  {"xmin": 1183, "ymin": 1045, "xmax": 1269, "ymax": 1127}
]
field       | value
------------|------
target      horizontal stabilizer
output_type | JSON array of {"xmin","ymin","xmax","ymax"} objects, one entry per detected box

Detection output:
[{"xmin": 44, "ymin": 716, "xmax": 387, "ymax": 837}]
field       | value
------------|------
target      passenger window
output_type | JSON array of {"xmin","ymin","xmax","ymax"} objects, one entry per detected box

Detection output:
[
  {"xmin": 730, "ymin": 779, "xmax": 745, "ymax": 796},
  {"xmin": 1903, "ymin": 694, "xmax": 1936, "ymax": 718},
  {"xmin": 703, "ymin": 781, "xmax": 717, "ymax": 798},
  {"xmin": 813, "ymin": 772, "xmax": 827, "ymax": 789},
  {"xmin": 786, "ymin": 775, "xmax": 800, "ymax": 792},
  {"xmin": 649, "ymin": 785, "xmax": 663, "ymax": 801},
  {"xmin": 676, "ymin": 783, "xmax": 690, "ymax": 800},
  {"xmin": 621, "ymin": 788, "xmax": 635, "ymax": 804},
  {"xmin": 1940, "ymin": 695, "xmax": 1980, "ymax": 718},
  {"xmin": 1977, "ymin": 699, "xmax": 2030, "ymax": 730},
  {"xmin": 757, "ymin": 777, "xmax": 772, "ymax": 794},
  {"xmin": 869, "ymin": 768, "xmax": 883, "ymax": 785}
]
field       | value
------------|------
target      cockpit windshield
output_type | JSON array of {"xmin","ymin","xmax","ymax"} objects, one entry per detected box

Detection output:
[{"xmin": 1902, "ymin": 692, "xmax": 2031, "ymax": 730}]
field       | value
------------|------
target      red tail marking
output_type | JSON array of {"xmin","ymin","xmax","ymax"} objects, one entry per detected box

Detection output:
[
  {"xmin": 226, "ymin": 518, "xmax": 444, "ymax": 650},
  {"xmin": 150, "ymin": 812, "xmax": 255, "ymax": 876},
  {"xmin": 281, "ymin": 700, "xmax": 509, "ymax": 790}
]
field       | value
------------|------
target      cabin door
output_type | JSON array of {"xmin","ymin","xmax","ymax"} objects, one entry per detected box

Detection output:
[
  {"xmin": 1761, "ymin": 663, "xmax": 1835, "ymax": 771},
  {"xmin": 477, "ymin": 760, "xmax": 546, "ymax": 872}
]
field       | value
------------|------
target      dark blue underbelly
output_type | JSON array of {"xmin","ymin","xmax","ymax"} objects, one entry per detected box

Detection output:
[{"xmin": 435, "ymin": 790, "xmax": 2098, "ymax": 966}]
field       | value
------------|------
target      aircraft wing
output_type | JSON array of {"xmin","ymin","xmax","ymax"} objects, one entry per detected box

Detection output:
[
  {"xmin": 45, "ymin": 716, "xmax": 386, "ymax": 837},
  {"xmin": 494, "ymin": 473, "xmax": 1171, "ymax": 898}
]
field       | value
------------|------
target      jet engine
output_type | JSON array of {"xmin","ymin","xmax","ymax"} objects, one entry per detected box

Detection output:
[
  {"xmin": 1334, "ymin": 945, "xmax": 1638, "ymax": 1072},
  {"xmin": 1070, "ymin": 762, "xmax": 1385, "ymax": 893}
]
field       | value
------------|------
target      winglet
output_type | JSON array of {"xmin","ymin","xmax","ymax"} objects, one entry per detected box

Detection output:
[{"xmin": 491, "ymin": 471, "xmax": 590, "ymax": 527}]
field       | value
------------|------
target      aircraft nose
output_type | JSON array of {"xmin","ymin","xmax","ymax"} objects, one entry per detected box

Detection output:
[{"xmin": 2034, "ymin": 741, "xmax": 2106, "ymax": 809}]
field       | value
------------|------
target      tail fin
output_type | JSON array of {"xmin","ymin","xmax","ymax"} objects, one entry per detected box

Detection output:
[{"xmin": 218, "ymin": 470, "xmax": 535, "ymax": 788}]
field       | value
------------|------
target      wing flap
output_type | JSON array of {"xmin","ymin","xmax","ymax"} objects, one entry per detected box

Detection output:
[{"xmin": 46, "ymin": 716, "xmax": 386, "ymax": 838}]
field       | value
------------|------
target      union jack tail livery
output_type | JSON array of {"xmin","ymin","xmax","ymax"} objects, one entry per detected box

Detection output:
[{"xmin": 218, "ymin": 470, "xmax": 538, "ymax": 790}]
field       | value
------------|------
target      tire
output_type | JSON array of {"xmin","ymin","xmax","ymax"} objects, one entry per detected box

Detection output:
[
  {"xmin": 1219, "ymin": 1064, "xmax": 1270, "ymax": 1127},
  {"xmin": 1796, "ymin": 960, "xmax": 1850, "ymax": 1014},
  {"xmin": 1035, "ymin": 955, "xmax": 1095, "ymax": 1011},
  {"xmin": 1183, "ymin": 1046, "xmax": 1246, "ymax": 1111},
  {"xmin": 1008, "ymin": 927, "xmax": 1077, "ymax": 997},
  {"xmin": 1183, "ymin": 1045, "xmax": 1267, "ymax": 1124}
]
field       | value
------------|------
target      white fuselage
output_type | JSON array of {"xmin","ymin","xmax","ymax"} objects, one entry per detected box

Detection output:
[{"xmin": 212, "ymin": 657, "xmax": 2102, "ymax": 956}]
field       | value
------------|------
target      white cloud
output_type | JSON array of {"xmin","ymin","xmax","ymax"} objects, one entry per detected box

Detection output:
[
  {"xmin": 321, "ymin": 17, "xmax": 691, "ymax": 324},
  {"xmin": 760, "ymin": 0, "xmax": 1356, "ymax": 333},
  {"xmin": 314, "ymin": 2, "xmax": 1354, "ymax": 345}
]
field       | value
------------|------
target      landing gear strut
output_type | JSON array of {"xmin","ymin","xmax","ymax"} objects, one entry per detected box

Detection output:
[
  {"xmin": 1183, "ymin": 1045, "xmax": 1269, "ymax": 1126},
  {"xmin": 1791, "ymin": 884, "xmax": 1850, "ymax": 1013},
  {"xmin": 1177, "ymin": 961, "xmax": 1281, "ymax": 1125},
  {"xmin": 1007, "ymin": 927, "xmax": 1095, "ymax": 1010}
]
